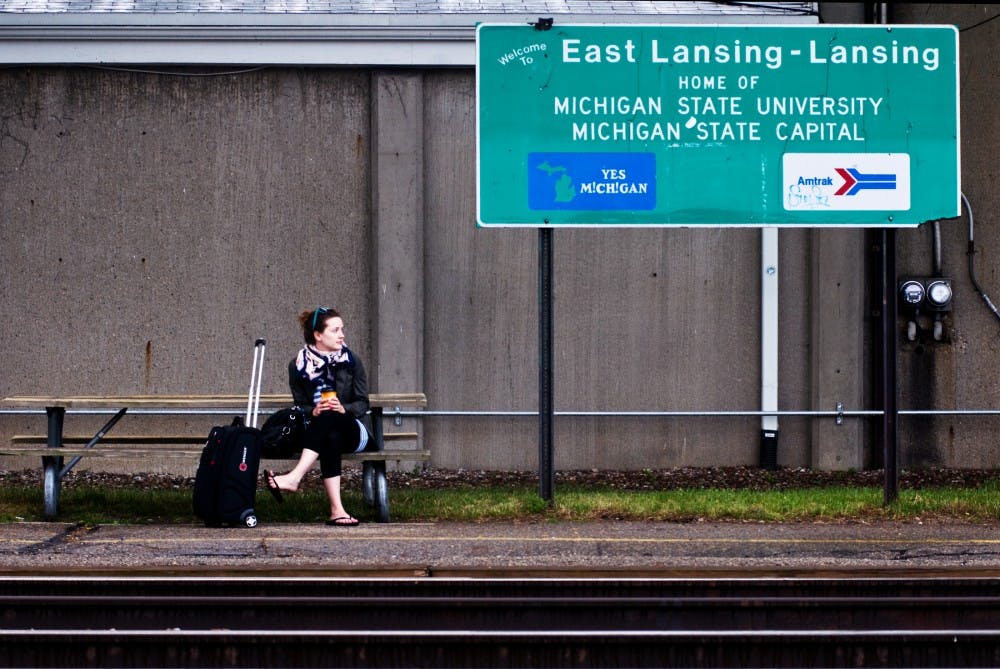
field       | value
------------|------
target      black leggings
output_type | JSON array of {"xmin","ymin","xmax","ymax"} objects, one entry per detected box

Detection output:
[{"xmin": 302, "ymin": 411, "xmax": 371, "ymax": 478}]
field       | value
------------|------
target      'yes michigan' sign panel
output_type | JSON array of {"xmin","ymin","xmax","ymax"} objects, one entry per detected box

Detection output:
[{"xmin": 475, "ymin": 24, "xmax": 959, "ymax": 227}]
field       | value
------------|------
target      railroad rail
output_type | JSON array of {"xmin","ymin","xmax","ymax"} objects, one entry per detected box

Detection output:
[{"xmin": 2, "ymin": 574, "xmax": 1000, "ymax": 667}]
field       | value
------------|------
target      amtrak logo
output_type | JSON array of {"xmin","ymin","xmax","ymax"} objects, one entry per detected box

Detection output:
[
  {"xmin": 834, "ymin": 167, "xmax": 897, "ymax": 196},
  {"xmin": 783, "ymin": 153, "xmax": 909, "ymax": 211}
]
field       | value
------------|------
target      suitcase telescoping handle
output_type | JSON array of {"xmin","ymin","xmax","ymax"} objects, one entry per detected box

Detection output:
[{"xmin": 246, "ymin": 338, "xmax": 266, "ymax": 428}]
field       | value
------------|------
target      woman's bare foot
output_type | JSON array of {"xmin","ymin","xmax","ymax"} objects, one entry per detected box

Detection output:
[{"xmin": 271, "ymin": 471, "xmax": 299, "ymax": 493}]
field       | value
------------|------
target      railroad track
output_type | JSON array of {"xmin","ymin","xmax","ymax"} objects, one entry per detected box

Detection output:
[{"xmin": 2, "ymin": 573, "xmax": 1000, "ymax": 667}]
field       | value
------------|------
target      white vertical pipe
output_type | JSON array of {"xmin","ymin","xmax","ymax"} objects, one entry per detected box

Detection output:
[{"xmin": 761, "ymin": 227, "xmax": 779, "ymax": 435}]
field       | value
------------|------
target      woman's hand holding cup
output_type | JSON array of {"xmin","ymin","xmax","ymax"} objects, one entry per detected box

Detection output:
[{"xmin": 316, "ymin": 388, "xmax": 345, "ymax": 415}]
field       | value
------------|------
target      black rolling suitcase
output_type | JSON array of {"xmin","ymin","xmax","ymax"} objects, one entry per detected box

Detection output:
[{"xmin": 193, "ymin": 338, "xmax": 266, "ymax": 528}]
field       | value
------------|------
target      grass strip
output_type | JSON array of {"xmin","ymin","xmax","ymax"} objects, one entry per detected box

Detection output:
[{"xmin": 2, "ymin": 481, "xmax": 999, "ymax": 524}]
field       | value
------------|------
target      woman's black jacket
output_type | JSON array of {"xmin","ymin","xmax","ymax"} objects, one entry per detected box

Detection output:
[{"xmin": 288, "ymin": 352, "xmax": 372, "ymax": 434}]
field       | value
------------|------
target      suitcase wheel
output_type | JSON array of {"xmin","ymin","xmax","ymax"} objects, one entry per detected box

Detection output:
[{"xmin": 241, "ymin": 511, "xmax": 258, "ymax": 528}]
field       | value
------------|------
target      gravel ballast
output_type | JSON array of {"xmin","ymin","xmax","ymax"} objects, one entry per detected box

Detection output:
[{"xmin": 2, "ymin": 466, "xmax": 998, "ymax": 492}]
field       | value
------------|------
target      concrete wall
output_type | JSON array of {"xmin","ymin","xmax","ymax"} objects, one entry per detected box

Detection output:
[
  {"xmin": 0, "ymin": 68, "xmax": 375, "ymax": 468},
  {"xmin": 2, "ymin": 3, "xmax": 998, "ymax": 473},
  {"xmin": 890, "ymin": 4, "xmax": 1000, "ymax": 468}
]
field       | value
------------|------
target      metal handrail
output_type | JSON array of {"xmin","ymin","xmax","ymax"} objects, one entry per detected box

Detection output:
[
  {"xmin": 408, "ymin": 410, "xmax": 879, "ymax": 417},
  {"xmin": 408, "ymin": 409, "xmax": 1000, "ymax": 417},
  {"xmin": 0, "ymin": 408, "xmax": 261, "ymax": 416},
  {"xmin": 4, "ymin": 408, "xmax": 1000, "ymax": 417}
]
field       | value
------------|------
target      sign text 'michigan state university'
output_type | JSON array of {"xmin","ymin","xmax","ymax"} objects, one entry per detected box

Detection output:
[{"xmin": 475, "ymin": 24, "xmax": 959, "ymax": 227}]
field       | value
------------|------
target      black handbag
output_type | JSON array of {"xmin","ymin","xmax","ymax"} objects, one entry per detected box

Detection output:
[{"xmin": 260, "ymin": 406, "xmax": 307, "ymax": 459}]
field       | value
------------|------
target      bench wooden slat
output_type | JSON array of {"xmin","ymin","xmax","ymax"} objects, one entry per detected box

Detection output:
[
  {"xmin": 2, "ymin": 393, "xmax": 426, "ymax": 409},
  {"xmin": 0, "ymin": 447, "xmax": 203, "ymax": 458},
  {"xmin": 11, "ymin": 432, "xmax": 419, "ymax": 445},
  {"xmin": 12, "ymin": 435, "xmax": 205, "ymax": 445}
]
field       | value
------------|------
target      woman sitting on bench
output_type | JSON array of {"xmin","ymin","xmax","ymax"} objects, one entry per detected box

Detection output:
[{"xmin": 264, "ymin": 307, "xmax": 374, "ymax": 526}]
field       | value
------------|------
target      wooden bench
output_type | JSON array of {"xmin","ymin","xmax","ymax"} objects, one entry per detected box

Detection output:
[{"xmin": 0, "ymin": 393, "xmax": 427, "ymax": 522}]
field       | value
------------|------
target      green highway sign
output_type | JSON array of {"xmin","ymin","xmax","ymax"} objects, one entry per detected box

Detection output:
[{"xmin": 476, "ymin": 24, "xmax": 959, "ymax": 227}]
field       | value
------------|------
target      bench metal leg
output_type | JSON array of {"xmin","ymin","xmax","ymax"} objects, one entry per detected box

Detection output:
[
  {"xmin": 38, "ymin": 405, "xmax": 127, "ymax": 519},
  {"xmin": 362, "ymin": 461, "xmax": 391, "ymax": 521},
  {"xmin": 362, "ymin": 461, "xmax": 374, "ymax": 507},
  {"xmin": 364, "ymin": 406, "xmax": 390, "ymax": 522},
  {"xmin": 371, "ymin": 460, "xmax": 390, "ymax": 523},
  {"xmin": 43, "ymin": 456, "xmax": 62, "ymax": 520},
  {"xmin": 60, "ymin": 407, "xmax": 127, "ymax": 478},
  {"xmin": 43, "ymin": 406, "xmax": 66, "ymax": 520}
]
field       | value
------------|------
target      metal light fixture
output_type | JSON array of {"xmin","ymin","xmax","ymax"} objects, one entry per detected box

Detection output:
[
  {"xmin": 899, "ymin": 277, "xmax": 953, "ymax": 342},
  {"xmin": 926, "ymin": 280, "xmax": 954, "ymax": 309},
  {"xmin": 899, "ymin": 277, "xmax": 953, "ymax": 313},
  {"xmin": 900, "ymin": 280, "xmax": 925, "ymax": 306}
]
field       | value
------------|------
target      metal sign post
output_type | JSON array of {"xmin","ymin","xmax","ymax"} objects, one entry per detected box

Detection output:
[
  {"xmin": 882, "ymin": 228, "xmax": 899, "ymax": 504},
  {"xmin": 538, "ymin": 228, "xmax": 554, "ymax": 502}
]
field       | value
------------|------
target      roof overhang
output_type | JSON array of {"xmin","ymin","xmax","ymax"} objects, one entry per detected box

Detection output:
[{"xmin": 0, "ymin": 6, "xmax": 819, "ymax": 66}]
